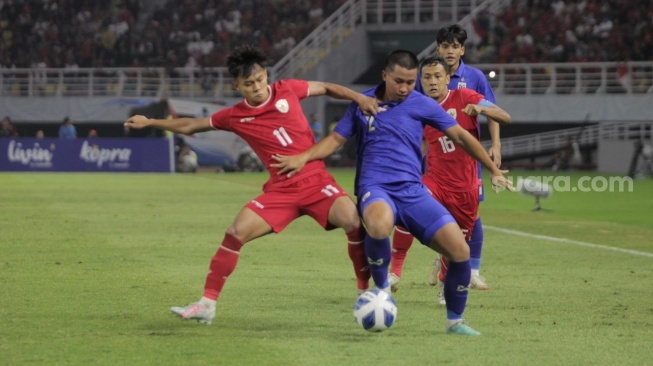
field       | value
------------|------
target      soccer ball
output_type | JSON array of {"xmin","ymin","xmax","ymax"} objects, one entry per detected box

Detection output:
[{"xmin": 353, "ymin": 289, "xmax": 397, "ymax": 332}]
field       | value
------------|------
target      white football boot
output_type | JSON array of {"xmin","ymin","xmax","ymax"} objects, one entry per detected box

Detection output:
[{"xmin": 170, "ymin": 302, "xmax": 215, "ymax": 325}]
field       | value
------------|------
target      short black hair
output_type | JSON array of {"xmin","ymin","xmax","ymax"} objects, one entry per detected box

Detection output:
[
  {"xmin": 384, "ymin": 50, "xmax": 419, "ymax": 72},
  {"xmin": 419, "ymin": 55, "xmax": 451, "ymax": 75},
  {"xmin": 436, "ymin": 24, "xmax": 467, "ymax": 46},
  {"xmin": 226, "ymin": 45, "xmax": 268, "ymax": 79}
]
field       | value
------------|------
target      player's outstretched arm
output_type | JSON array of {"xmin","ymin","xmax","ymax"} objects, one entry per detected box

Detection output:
[
  {"xmin": 487, "ymin": 118, "xmax": 502, "ymax": 168},
  {"xmin": 462, "ymin": 104, "xmax": 509, "ymax": 168},
  {"xmin": 124, "ymin": 115, "xmax": 213, "ymax": 135},
  {"xmin": 443, "ymin": 125, "xmax": 514, "ymax": 192},
  {"xmin": 308, "ymin": 81, "xmax": 379, "ymax": 116},
  {"xmin": 271, "ymin": 131, "xmax": 347, "ymax": 178},
  {"xmin": 462, "ymin": 104, "xmax": 511, "ymax": 125}
]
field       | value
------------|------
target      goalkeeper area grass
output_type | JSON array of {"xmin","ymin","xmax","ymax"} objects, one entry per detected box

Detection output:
[{"xmin": 1, "ymin": 170, "xmax": 651, "ymax": 365}]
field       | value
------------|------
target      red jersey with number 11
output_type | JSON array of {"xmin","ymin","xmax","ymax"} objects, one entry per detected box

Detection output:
[
  {"xmin": 424, "ymin": 88, "xmax": 484, "ymax": 192},
  {"xmin": 210, "ymin": 79, "xmax": 325, "ymax": 191}
]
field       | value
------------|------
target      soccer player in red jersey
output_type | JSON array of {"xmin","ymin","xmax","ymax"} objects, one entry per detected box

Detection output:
[
  {"xmin": 388, "ymin": 55, "xmax": 511, "ymax": 303},
  {"xmin": 124, "ymin": 45, "xmax": 379, "ymax": 325}
]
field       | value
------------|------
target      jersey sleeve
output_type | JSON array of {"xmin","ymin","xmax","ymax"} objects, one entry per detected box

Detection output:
[
  {"xmin": 333, "ymin": 103, "xmax": 358, "ymax": 139},
  {"xmin": 280, "ymin": 79, "xmax": 310, "ymax": 100},
  {"xmin": 417, "ymin": 96, "xmax": 458, "ymax": 131},
  {"xmin": 209, "ymin": 108, "xmax": 232, "ymax": 131},
  {"xmin": 472, "ymin": 69, "xmax": 496, "ymax": 103},
  {"xmin": 461, "ymin": 88, "xmax": 485, "ymax": 106}
]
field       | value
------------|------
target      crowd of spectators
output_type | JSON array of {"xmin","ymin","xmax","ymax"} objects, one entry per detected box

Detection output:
[
  {"xmin": 0, "ymin": 0, "xmax": 650, "ymax": 73},
  {"xmin": 0, "ymin": 0, "xmax": 344, "ymax": 71},
  {"xmin": 468, "ymin": 0, "xmax": 653, "ymax": 64},
  {"xmin": 0, "ymin": 0, "xmax": 140, "ymax": 70}
]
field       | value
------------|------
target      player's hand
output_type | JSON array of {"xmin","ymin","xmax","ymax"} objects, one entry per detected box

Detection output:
[
  {"xmin": 462, "ymin": 104, "xmax": 483, "ymax": 117},
  {"xmin": 490, "ymin": 170, "xmax": 514, "ymax": 193},
  {"xmin": 270, "ymin": 154, "xmax": 307, "ymax": 178},
  {"xmin": 124, "ymin": 115, "xmax": 150, "ymax": 129},
  {"xmin": 357, "ymin": 95, "xmax": 379, "ymax": 116},
  {"xmin": 488, "ymin": 144, "xmax": 502, "ymax": 168}
]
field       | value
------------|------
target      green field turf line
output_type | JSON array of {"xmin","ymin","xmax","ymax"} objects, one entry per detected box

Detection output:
[{"xmin": 485, "ymin": 225, "xmax": 653, "ymax": 258}]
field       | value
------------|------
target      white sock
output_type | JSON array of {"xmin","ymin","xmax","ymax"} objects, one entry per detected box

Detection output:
[
  {"xmin": 471, "ymin": 269, "xmax": 480, "ymax": 277},
  {"xmin": 199, "ymin": 296, "xmax": 216, "ymax": 309},
  {"xmin": 447, "ymin": 318, "xmax": 463, "ymax": 328}
]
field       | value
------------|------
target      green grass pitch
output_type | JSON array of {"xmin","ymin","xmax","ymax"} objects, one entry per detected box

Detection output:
[{"xmin": 1, "ymin": 169, "xmax": 652, "ymax": 365}]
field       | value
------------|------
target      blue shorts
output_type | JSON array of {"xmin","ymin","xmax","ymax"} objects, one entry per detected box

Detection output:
[{"xmin": 357, "ymin": 182, "xmax": 456, "ymax": 245}]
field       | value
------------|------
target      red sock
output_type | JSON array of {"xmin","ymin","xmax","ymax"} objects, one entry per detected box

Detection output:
[
  {"xmin": 438, "ymin": 255, "xmax": 449, "ymax": 283},
  {"xmin": 203, "ymin": 233, "xmax": 244, "ymax": 300},
  {"xmin": 347, "ymin": 226, "xmax": 370, "ymax": 291},
  {"xmin": 391, "ymin": 226, "xmax": 414, "ymax": 277}
]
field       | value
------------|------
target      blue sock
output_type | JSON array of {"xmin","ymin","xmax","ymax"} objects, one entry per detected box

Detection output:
[
  {"xmin": 445, "ymin": 259, "xmax": 471, "ymax": 320},
  {"xmin": 469, "ymin": 218, "xmax": 484, "ymax": 271},
  {"xmin": 364, "ymin": 235, "xmax": 391, "ymax": 289}
]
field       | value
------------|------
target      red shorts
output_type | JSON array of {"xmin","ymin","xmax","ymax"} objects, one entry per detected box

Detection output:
[
  {"xmin": 245, "ymin": 170, "xmax": 353, "ymax": 233},
  {"xmin": 422, "ymin": 176, "xmax": 479, "ymax": 241}
]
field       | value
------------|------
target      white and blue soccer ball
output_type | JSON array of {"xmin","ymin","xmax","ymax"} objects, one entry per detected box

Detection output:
[{"xmin": 353, "ymin": 289, "xmax": 397, "ymax": 332}]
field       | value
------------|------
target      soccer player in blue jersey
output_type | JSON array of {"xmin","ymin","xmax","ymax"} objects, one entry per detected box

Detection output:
[
  {"xmin": 392, "ymin": 24, "xmax": 502, "ymax": 294},
  {"xmin": 272, "ymin": 50, "xmax": 513, "ymax": 336}
]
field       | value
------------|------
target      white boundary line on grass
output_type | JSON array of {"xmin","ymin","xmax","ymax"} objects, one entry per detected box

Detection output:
[{"xmin": 484, "ymin": 225, "xmax": 653, "ymax": 258}]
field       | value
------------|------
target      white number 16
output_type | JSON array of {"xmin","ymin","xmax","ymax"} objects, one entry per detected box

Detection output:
[{"xmin": 438, "ymin": 136, "xmax": 456, "ymax": 153}]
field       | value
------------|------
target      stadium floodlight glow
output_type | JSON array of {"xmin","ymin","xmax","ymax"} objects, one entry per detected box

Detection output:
[{"xmin": 517, "ymin": 178, "xmax": 552, "ymax": 211}]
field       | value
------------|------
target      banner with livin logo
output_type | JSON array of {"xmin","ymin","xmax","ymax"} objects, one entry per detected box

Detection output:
[{"xmin": 0, "ymin": 138, "xmax": 173, "ymax": 172}]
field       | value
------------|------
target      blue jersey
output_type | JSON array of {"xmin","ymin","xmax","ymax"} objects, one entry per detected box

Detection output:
[
  {"xmin": 334, "ymin": 83, "xmax": 458, "ymax": 196},
  {"xmin": 447, "ymin": 59, "xmax": 495, "ymax": 103}
]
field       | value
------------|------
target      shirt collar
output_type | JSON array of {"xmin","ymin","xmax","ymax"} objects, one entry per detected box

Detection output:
[
  {"xmin": 452, "ymin": 59, "xmax": 466, "ymax": 78},
  {"xmin": 368, "ymin": 82, "xmax": 411, "ymax": 107}
]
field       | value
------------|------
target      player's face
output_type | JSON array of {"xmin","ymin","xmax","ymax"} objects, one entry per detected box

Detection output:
[
  {"xmin": 381, "ymin": 65, "xmax": 417, "ymax": 102},
  {"xmin": 436, "ymin": 40, "xmax": 465, "ymax": 67},
  {"xmin": 420, "ymin": 63, "xmax": 450, "ymax": 102},
  {"xmin": 233, "ymin": 65, "xmax": 270, "ymax": 106}
]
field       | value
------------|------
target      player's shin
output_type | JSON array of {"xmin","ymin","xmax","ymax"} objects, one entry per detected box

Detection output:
[
  {"xmin": 469, "ymin": 218, "xmax": 484, "ymax": 276},
  {"xmin": 347, "ymin": 227, "xmax": 371, "ymax": 291},
  {"xmin": 390, "ymin": 226, "xmax": 414, "ymax": 277},
  {"xmin": 444, "ymin": 259, "xmax": 471, "ymax": 322},
  {"xmin": 364, "ymin": 235, "xmax": 392, "ymax": 292},
  {"xmin": 203, "ymin": 233, "xmax": 244, "ymax": 303}
]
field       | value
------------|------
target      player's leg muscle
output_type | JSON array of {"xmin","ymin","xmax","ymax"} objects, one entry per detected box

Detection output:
[
  {"xmin": 327, "ymin": 196, "xmax": 360, "ymax": 233},
  {"xmin": 225, "ymin": 207, "xmax": 273, "ymax": 243},
  {"xmin": 428, "ymin": 222, "xmax": 470, "ymax": 262}
]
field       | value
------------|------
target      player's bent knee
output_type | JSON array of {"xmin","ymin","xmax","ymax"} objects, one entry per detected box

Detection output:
[
  {"xmin": 444, "ymin": 240, "xmax": 470, "ymax": 262},
  {"xmin": 364, "ymin": 222, "xmax": 393, "ymax": 240},
  {"xmin": 225, "ymin": 227, "xmax": 241, "ymax": 240}
]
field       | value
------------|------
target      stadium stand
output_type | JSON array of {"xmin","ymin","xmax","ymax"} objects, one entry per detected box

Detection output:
[
  {"xmin": 1, "ymin": 0, "xmax": 651, "ymax": 162},
  {"xmin": 0, "ymin": 0, "xmax": 344, "ymax": 69},
  {"xmin": 466, "ymin": 0, "xmax": 653, "ymax": 64}
]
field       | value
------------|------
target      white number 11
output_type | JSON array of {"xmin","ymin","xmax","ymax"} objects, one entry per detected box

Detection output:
[{"xmin": 273, "ymin": 127, "xmax": 293, "ymax": 146}]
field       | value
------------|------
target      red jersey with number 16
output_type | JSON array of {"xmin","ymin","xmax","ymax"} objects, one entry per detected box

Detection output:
[
  {"xmin": 424, "ymin": 88, "xmax": 484, "ymax": 192},
  {"xmin": 210, "ymin": 79, "xmax": 325, "ymax": 191}
]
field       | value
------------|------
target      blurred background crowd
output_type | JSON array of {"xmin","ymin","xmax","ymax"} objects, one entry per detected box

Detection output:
[
  {"xmin": 0, "ymin": 0, "xmax": 346, "ymax": 70},
  {"xmin": 0, "ymin": 0, "xmax": 650, "ymax": 72}
]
